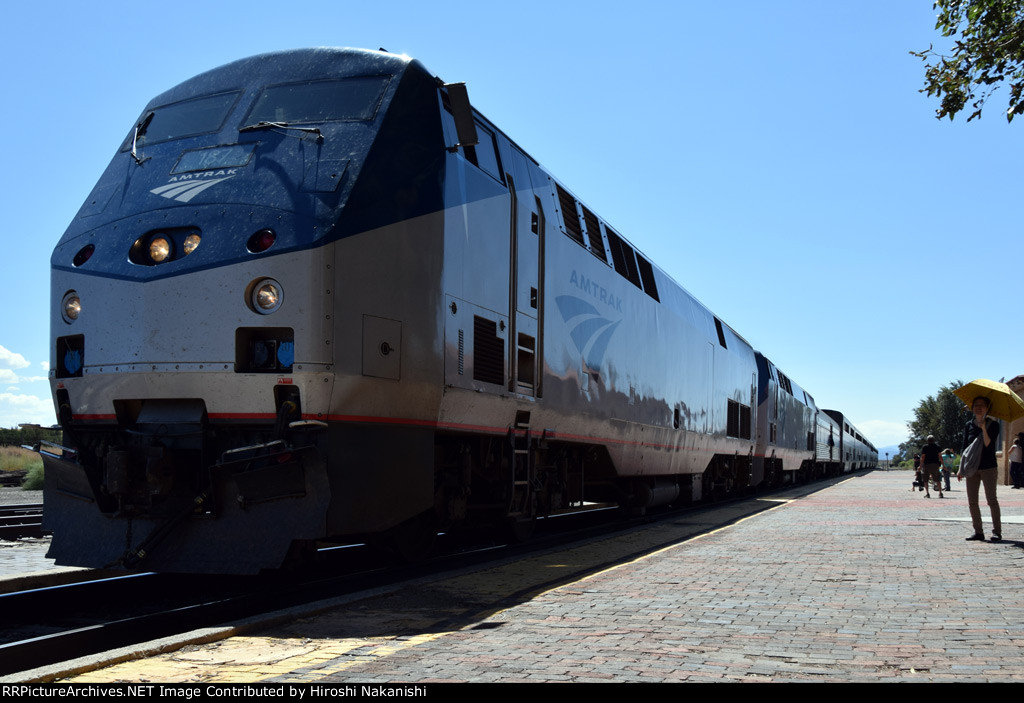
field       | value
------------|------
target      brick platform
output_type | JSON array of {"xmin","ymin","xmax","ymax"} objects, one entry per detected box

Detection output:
[{"xmin": 51, "ymin": 470, "xmax": 1024, "ymax": 682}]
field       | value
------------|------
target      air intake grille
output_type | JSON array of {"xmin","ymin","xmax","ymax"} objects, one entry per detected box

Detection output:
[
  {"xmin": 556, "ymin": 185, "xmax": 584, "ymax": 246},
  {"xmin": 581, "ymin": 206, "xmax": 606, "ymax": 260},
  {"xmin": 473, "ymin": 316, "xmax": 505, "ymax": 386}
]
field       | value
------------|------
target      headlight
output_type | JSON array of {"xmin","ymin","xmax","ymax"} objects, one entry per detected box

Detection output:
[
  {"xmin": 149, "ymin": 236, "xmax": 172, "ymax": 262},
  {"xmin": 183, "ymin": 233, "xmax": 201, "ymax": 255},
  {"xmin": 251, "ymin": 278, "xmax": 283, "ymax": 314},
  {"xmin": 129, "ymin": 229, "xmax": 203, "ymax": 265},
  {"xmin": 61, "ymin": 291, "xmax": 81, "ymax": 323}
]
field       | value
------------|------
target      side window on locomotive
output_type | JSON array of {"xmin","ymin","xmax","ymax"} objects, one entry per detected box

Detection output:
[
  {"xmin": 243, "ymin": 77, "xmax": 390, "ymax": 126},
  {"xmin": 462, "ymin": 122, "xmax": 504, "ymax": 183},
  {"xmin": 441, "ymin": 90, "xmax": 505, "ymax": 185}
]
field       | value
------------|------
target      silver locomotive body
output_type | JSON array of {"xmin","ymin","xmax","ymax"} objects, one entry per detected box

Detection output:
[
  {"xmin": 752, "ymin": 353, "xmax": 816, "ymax": 485},
  {"xmin": 822, "ymin": 410, "xmax": 876, "ymax": 472},
  {"xmin": 45, "ymin": 49, "xmax": 872, "ymax": 573}
]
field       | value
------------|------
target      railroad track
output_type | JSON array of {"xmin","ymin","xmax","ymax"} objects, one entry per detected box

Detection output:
[
  {"xmin": 0, "ymin": 572, "xmax": 267, "ymax": 677},
  {"xmin": 0, "ymin": 543, "xmax": 407, "ymax": 678},
  {"xmin": 0, "ymin": 507, "xmax": 649, "ymax": 678},
  {"xmin": 0, "ymin": 471, "xmax": 27, "ymax": 488},
  {"xmin": 0, "ymin": 503, "xmax": 43, "ymax": 540}
]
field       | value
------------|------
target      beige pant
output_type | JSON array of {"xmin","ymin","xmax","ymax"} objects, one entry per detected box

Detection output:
[
  {"xmin": 921, "ymin": 463, "xmax": 941, "ymax": 489},
  {"xmin": 966, "ymin": 467, "xmax": 1001, "ymax": 536}
]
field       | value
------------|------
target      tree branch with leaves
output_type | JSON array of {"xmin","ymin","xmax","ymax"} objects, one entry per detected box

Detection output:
[
  {"xmin": 912, "ymin": 0, "xmax": 1024, "ymax": 121},
  {"xmin": 900, "ymin": 380, "xmax": 974, "ymax": 460}
]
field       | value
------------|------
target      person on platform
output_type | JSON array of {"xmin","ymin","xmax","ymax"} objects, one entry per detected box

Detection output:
[
  {"xmin": 941, "ymin": 448, "xmax": 954, "ymax": 492},
  {"xmin": 959, "ymin": 396, "xmax": 1001, "ymax": 542},
  {"xmin": 919, "ymin": 435, "xmax": 943, "ymax": 498},
  {"xmin": 1009, "ymin": 437, "xmax": 1023, "ymax": 489}
]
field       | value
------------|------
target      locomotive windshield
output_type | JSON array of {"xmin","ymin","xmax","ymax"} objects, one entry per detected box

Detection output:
[
  {"xmin": 131, "ymin": 92, "xmax": 241, "ymax": 148},
  {"xmin": 242, "ymin": 76, "xmax": 390, "ymax": 126}
]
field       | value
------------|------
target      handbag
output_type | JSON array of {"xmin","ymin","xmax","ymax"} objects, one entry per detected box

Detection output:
[{"xmin": 960, "ymin": 436, "xmax": 982, "ymax": 477}]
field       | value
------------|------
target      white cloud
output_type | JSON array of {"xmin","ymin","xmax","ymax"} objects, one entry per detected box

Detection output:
[
  {"xmin": 0, "ymin": 367, "xmax": 49, "ymax": 384},
  {"xmin": 0, "ymin": 345, "xmax": 30, "ymax": 370},
  {"xmin": 40, "ymin": 361, "xmax": 50, "ymax": 371},
  {"xmin": 0, "ymin": 392, "xmax": 55, "ymax": 428}
]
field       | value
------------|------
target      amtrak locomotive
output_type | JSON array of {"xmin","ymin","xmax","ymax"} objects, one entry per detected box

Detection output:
[{"xmin": 44, "ymin": 48, "xmax": 877, "ymax": 573}]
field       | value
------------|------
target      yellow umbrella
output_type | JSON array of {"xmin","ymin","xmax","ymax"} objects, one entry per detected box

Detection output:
[{"xmin": 954, "ymin": 379, "xmax": 1024, "ymax": 423}]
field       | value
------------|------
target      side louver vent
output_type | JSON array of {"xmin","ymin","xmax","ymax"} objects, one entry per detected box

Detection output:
[
  {"xmin": 556, "ymin": 185, "xmax": 584, "ymax": 246},
  {"xmin": 580, "ymin": 206, "xmax": 606, "ymax": 261},
  {"xmin": 473, "ymin": 316, "xmax": 505, "ymax": 386}
]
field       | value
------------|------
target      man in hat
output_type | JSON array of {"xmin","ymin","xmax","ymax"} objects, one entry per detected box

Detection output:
[{"xmin": 920, "ymin": 434, "xmax": 943, "ymax": 498}]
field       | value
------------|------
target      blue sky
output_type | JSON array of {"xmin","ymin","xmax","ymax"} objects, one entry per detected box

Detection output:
[{"xmin": 2, "ymin": 1, "xmax": 1020, "ymax": 456}]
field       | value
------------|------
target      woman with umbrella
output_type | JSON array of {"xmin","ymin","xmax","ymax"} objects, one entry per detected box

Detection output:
[{"xmin": 955, "ymin": 379, "xmax": 1024, "ymax": 542}]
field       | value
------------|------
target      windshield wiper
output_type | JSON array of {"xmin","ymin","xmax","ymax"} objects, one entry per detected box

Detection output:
[
  {"xmin": 131, "ymin": 112, "xmax": 154, "ymax": 165},
  {"xmin": 239, "ymin": 121, "xmax": 323, "ymax": 140}
]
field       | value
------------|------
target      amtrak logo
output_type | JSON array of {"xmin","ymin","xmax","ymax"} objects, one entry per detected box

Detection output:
[
  {"xmin": 150, "ymin": 175, "xmax": 235, "ymax": 203},
  {"xmin": 556, "ymin": 294, "xmax": 621, "ymax": 375},
  {"xmin": 150, "ymin": 177, "xmax": 233, "ymax": 203}
]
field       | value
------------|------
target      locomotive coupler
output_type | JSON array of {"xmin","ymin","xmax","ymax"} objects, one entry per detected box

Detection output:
[{"xmin": 104, "ymin": 445, "xmax": 179, "ymax": 515}]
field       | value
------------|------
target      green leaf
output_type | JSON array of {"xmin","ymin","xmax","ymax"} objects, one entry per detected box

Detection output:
[{"xmin": 914, "ymin": 0, "xmax": 1024, "ymax": 123}]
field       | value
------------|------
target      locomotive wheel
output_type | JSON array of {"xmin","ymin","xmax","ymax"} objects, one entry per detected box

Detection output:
[
  {"xmin": 620, "ymin": 504, "xmax": 647, "ymax": 518},
  {"xmin": 281, "ymin": 539, "xmax": 317, "ymax": 571},
  {"xmin": 701, "ymin": 470, "xmax": 716, "ymax": 503},
  {"xmin": 386, "ymin": 509, "xmax": 438, "ymax": 563},
  {"xmin": 503, "ymin": 515, "xmax": 536, "ymax": 543}
]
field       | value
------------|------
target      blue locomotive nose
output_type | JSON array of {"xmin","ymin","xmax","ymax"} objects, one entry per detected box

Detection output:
[{"xmin": 43, "ymin": 49, "xmax": 427, "ymax": 573}]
